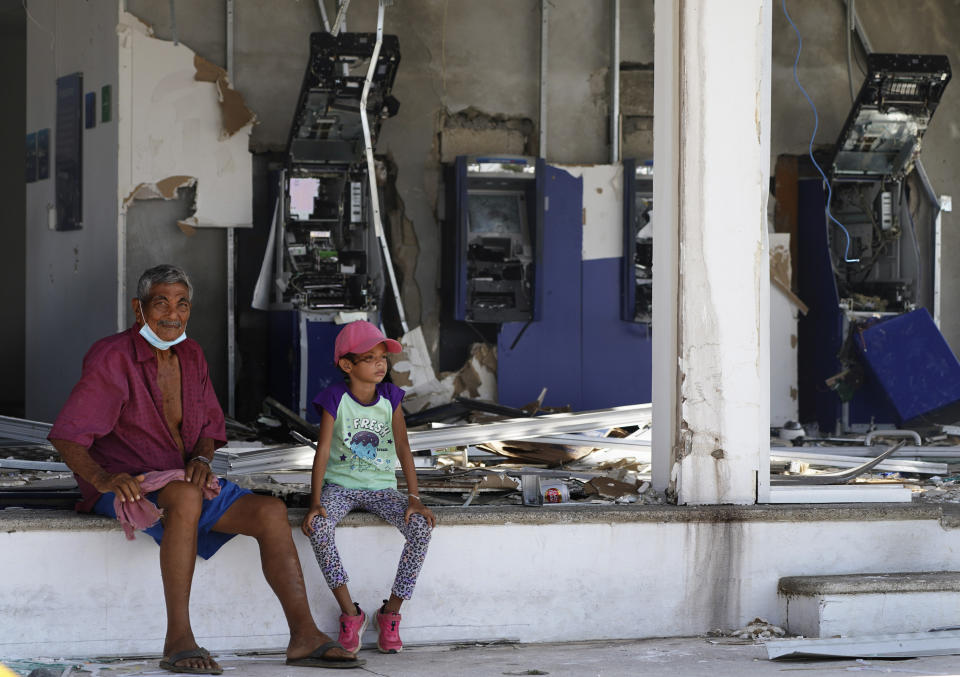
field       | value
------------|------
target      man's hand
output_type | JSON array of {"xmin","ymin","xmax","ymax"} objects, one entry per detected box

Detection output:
[
  {"xmin": 300, "ymin": 504, "xmax": 328, "ymax": 537},
  {"xmin": 93, "ymin": 472, "xmax": 146, "ymax": 503},
  {"xmin": 405, "ymin": 497, "xmax": 436, "ymax": 528},
  {"xmin": 185, "ymin": 457, "xmax": 218, "ymax": 489}
]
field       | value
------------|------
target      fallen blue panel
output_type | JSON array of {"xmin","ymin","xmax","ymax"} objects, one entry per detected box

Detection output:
[{"xmin": 856, "ymin": 308, "xmax": 960, "ymax": 424}]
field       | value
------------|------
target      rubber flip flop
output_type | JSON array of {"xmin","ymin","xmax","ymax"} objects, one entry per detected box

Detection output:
[
  {"xmin": 285, "ymin": 640, "xmax": 366, "ymax": 669},
  {"xmin": 159, "ymin": 647, "xmax": 224, "ymax": 675}
]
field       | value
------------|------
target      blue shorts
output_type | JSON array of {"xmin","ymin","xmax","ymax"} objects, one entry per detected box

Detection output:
[{"xmin": 92, "ymin": 477, "xmax": 252, "ymax": 560}]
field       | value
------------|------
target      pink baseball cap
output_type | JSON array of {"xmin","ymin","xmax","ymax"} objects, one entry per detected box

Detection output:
[{"xmin": 334, "ymin": 320, "xmax": 402, "ymax": 363}]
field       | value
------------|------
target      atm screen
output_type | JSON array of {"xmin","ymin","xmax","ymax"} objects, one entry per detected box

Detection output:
[
  {"xmin": 467, "ymin": 191, "xmax": 525, "ymax": 234},
  {"xmin": 289, "ymin": 178, "xmax": 320, "ymax": 220}
]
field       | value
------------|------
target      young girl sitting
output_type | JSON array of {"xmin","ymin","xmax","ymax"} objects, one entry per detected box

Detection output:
[{"xmin": 301, "ymin": 320, "xmax": 436, "ymax": 655}]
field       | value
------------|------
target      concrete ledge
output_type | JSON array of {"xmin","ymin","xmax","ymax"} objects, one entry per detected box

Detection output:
[
  {"xmin": 0, "ymin": 501, "xmax": 948, "ymax": 532},
  {"xmin": 6, "ymin": 503, "xmax": 960, "ymax": 656},
  {"xmin": 780, "ymin": 571, "xmax": 960, "ymax": 596}
]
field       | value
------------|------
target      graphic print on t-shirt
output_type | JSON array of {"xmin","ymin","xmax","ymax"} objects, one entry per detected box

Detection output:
[
  {"xmin": 314, "ymin": 382, "xmax": 405, "ymax": 490},
  {"xmin": 343, "ymin": 416, "xmax": 395, "ymax": 472}
]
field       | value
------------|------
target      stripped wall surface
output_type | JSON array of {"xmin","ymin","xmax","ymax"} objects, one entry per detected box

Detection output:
[
  {"xmin": 117, "ymin": 11, "xmax": 255, "ymax": 231},
  {"xmin": 23, "ymin": 2, "xmax": 254, "ymax": 419}
]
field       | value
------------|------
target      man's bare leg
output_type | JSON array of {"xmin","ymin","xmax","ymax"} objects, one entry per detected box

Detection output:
[
  {"xmin": 212, "ymin": 494, "xmax": 354, "ymax": 661},
  {"xmin": 156, "ymin": 481, "xmax": 221, "ymax": 672}
]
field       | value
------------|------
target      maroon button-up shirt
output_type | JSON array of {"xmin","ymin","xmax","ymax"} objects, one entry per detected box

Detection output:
[{"xmin": 49, "ymin": 325, "xmax": 227, "ymax": 511}]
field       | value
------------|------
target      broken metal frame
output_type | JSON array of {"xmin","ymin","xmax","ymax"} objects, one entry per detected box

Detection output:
[
  {"xmin": 770, "ymin": 441, "xmax": 905, "ymax": 485},
  {"xmin": 774, "ymin": 445, "xmax": 960, "ymax": 460},
  {"xmin": 359, "ymin": 0, "xmax": 408, "ymax": 333},
  {"xmin": 0, "ymin": 416, "xmax": 53, "ymax": 446},
  {"xmin": 406, "ymin": 404, "xmax": 652, "ymax": 452},
  {"xmin": 214, "ymin": 404, "xmax": 653, "ymax": 475},
  {"xmin": 841, "ymin": 0, "xmax": 946, "ymax": 327},
  {"xmin": 770, "ymin": 448, "xmax": 945, "ymax": 476},
  {"xmin": 0, "ymin": 459, "xmax": 70, "ymax": 472}
]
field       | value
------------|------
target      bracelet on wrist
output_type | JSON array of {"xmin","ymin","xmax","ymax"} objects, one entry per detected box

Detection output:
[
  {"xmin": 189, "ymin": 455, "xmax": 212, "ymax": 466},
  {"xmin": 408, "ymin": 493, "xmax": 421, "ymax": 501}
]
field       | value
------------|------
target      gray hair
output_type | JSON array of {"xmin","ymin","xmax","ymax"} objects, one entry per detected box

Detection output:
[{"xmin": 137, "ymin": 264, "xmax": 194, "ymax": 305}]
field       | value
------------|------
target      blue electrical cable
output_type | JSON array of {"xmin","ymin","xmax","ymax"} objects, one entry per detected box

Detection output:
[{"xmin": 781, "ymin": 0, "xmax": 859, "ymax": 263}]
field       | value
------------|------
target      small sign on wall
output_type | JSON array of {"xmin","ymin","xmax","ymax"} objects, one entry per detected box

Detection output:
[
  {"xmin": 37, "ymin": 129, "xmax": 49, "ymax": 180},
  {"xmin": 85, "ymin": 91, "xmax": 96, "ymax": 129},
  {"xmin": 101, "ymin": 84, "xmax": 111, "ymax": 123},
  {"xmin": 25, "ymin": 132, "xmax": 36, "ymax": 183}
]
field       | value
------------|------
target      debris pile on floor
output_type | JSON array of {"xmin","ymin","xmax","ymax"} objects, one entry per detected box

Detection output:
[
  {"xmin": 0, "ymin": 403, "xmax": 661, "ymax": 509},
  {"xmin": 708, "ymin": 618, "xmax": 787, "ymax": 641},
  {"xmin": 10, "ymin": 408, "xmax": 960, "ymax": 510}
]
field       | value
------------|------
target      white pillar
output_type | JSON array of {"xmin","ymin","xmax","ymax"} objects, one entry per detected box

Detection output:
[{"xmin": 652, "ymin": 0, "xmax": 771, "ymax": 505}]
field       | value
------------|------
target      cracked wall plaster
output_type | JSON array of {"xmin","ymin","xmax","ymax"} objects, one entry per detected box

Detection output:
[{"xmin": 117, "ymin": 12, "xmax": 254, "ymax": 229}]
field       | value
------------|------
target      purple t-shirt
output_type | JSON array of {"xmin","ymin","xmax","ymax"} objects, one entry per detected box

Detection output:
[
  {"xmin": 312, "ymin": 381, "xmax": 404, "ymax": 490},
  {"xmin": 49, "ymin": 325, "xmax": 227, "ymax": 511}
]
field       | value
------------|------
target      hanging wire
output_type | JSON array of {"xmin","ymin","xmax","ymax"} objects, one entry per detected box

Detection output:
[
  {"xmin": 169, "ymin": 0, "xmax": 178, "ymax": 45},
  {"xmin": 782, "ymin": 0, "xmax": 859, "ymax": 263}
]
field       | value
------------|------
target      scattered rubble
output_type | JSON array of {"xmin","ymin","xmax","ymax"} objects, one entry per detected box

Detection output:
[{"xmin": 708, "ymin": 618, "xmax": 787, "ymax": 641}]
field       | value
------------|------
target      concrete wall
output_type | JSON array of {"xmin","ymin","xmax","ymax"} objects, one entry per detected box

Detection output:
[
  {"xmin": 1, "ymin": 506, "xmax": 957, "ymax": 656},
  {"xmin": 0, "ymin": 1, "xmax": 26, "ymax": 416},
  {"xmin": 24, "ymin": 0, "xmax": 120, "ymax": 421}
]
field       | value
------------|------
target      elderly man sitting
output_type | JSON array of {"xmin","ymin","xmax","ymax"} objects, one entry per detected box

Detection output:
[{"xmin": 49, "ymin": 264, "xmax": 362, "ymax": 673}]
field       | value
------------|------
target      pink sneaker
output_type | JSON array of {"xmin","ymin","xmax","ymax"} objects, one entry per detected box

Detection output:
[
  {"xmin": 374, "ymin": 603, "xmax": 403, "ymax": 653},
  {"xmin": 337, "ymin": 603, "xmax": 368, "ymax": 653}
]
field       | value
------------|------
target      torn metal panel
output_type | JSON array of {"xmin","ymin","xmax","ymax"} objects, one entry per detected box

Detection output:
[
  {"xmin": 770, "ymin": 448, "xmax": 945, "ymax": 476},
  {"xmin": 771, "ymin": 442, "xmax": 905, "ymax": 485},
  {"xmin": 406, "ymin": 404, "xmax": 651, "ymax": 452},
  {"xmin": 117, "ymin": 11, "xmax": 254, "ymax": 229},
  {"xmin": 0, "ymin": 415, "xmax": 53, "ymax": 445},
  {"xmin": 766, "ymin": 630, "xmax": 960, "ymax": 660},
  {"xmin": 0, "ymin": 459, "xmax": 69, "ymax": 472}
]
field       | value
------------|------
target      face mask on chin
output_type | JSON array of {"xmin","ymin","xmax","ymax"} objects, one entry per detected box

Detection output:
[{"xmin": 138, "ymin": 301, "xmax": 187, "ymax": 350}]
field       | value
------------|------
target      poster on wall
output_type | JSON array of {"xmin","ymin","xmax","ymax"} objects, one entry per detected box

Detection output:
[
  {"xmin": 56, "ymin": 72, "xmax": 83, "ymax": 230},
  {"xmin": 37, "ymin": 129, "xmax": 50, "ymax": 180}
]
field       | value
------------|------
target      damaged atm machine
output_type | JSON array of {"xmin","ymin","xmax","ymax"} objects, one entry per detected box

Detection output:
[
  {"xmin": 781, "ymin": 53, "xmax": 960, "ymax": 435},
  {"xmin": 255, "ymin": 30, "xmax": 401, "ymax": 422}
]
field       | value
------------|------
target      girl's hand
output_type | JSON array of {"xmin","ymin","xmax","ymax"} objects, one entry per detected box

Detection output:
[
  {"xmin": 300, "ymin": 504, "xmax": 328, "ymax": 537},
  {"xmin": 404, "ymin": 497, "xmax": 436, "ymax": 528}
]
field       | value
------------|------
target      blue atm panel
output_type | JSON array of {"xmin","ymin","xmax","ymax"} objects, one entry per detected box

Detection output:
[
  {"xmin": 303, "ymin": 319, "xmax": 345, "ymax": 423},
  {"xmin": 582, "ymin": 258, "xmax": 652, "ymax": 407},
  {"xmin": 498, "ymin": 166, "xmax": 583, "ymax": 409}
]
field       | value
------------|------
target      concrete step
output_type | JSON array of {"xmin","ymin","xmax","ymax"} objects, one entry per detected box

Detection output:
[{"xmin": 779, "ymin": 571, "xmax": 960, "ymax": 638}]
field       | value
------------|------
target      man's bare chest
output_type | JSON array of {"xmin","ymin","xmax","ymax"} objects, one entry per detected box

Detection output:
[{"xmin": 155, "ymin": 355, "xmax": 184, "ymax": 449}]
